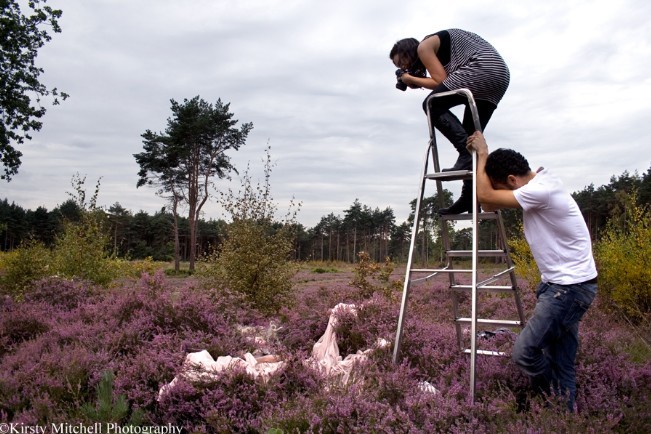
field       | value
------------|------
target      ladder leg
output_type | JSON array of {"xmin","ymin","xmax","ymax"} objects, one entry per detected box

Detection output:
[
  {"xmin": 451, "ymin": 291, "xmax": 464, "ymax": 350},
  {"xmin": 392, "ymin": 143, "xmax": 431, "ymax": 364},
  {"xmin": 469, "ymin": 149, "xmax": 479, "ymax": 404}
]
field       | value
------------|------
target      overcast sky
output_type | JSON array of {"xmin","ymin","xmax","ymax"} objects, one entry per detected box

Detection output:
[{"xmin": 3, "ymin": 0, "xmax": 651, "ymax": 228}]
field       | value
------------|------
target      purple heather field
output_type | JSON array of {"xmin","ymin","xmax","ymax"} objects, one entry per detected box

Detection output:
[{"xmin": 1, "ymin": 266, "xmax": 650, "ymax": 433}]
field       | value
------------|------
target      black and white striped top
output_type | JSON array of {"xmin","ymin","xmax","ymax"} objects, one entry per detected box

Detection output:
[{"xmin": 427, "ymin": 28, "xmax": 510, "ymax": 106}]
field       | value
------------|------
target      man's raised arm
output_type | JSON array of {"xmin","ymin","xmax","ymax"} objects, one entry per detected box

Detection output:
[{"xmin": 467, "ymin": 132, "xmax": 521, "ymax": 210}]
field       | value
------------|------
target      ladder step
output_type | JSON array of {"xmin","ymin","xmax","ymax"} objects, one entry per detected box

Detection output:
[
  {"xmin": 425, "ymin": 170, "xmax": 472, "ymax": 181},
  {"xmin": 410, "ymin": 268, "xmax": 473, "ymax": 274},
  {"xmin": 463, "ymin": 349, "xmax": 508, "ymax": 357},
  {"xmin": 440, "ymin": 212, "xmax": 499, "ymax": 221},
  {"xmin": 451, "ymin": 284, "xmax": 515, "ymax": 293},
  {"xmin": 448, "ymin": 250, "xmax": 506, "ymax": 258},
  {"xmin": 456, "ymin": 318, "xmax": 522, "ymax": 327}
]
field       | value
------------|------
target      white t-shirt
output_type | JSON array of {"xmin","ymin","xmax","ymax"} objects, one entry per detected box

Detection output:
[{"xmin": 513, "ymin": 168, "xmax": 597, "ymax": 284}]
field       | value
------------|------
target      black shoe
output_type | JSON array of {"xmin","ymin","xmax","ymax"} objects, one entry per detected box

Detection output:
[
  {"xmin": 442, "ymin": 152, "xmax": 472, "ymax": 172},
  {"xmin": 515, "ymin": 390, "xmax": 531, "ymax": 413},
  {"xmin": 438, "ymin": 180, "xmax": 479, "ymax": 215},
  {"xmin": 438, "ymin": 195, "xmax": 475, "ymax": 215}
]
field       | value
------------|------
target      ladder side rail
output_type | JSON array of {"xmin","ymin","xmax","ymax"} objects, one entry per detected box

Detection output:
[
  {"xmin": 392, "ymin": 142, "xmax": 432, "ymax": 363},
  {"xmin": 425, "ymin": 94, "xmax": 455, "ymax": 287},
  {"xmin": 426, "ymin": 88, "xmax": 482, "ymax": 405},
  {"xmin": 430, "ymin": 126, "xmax": 454, "ymax": 278},
  {"xmin": 470, "ymin": 128, "xmax": 479, "ymax": 404}
]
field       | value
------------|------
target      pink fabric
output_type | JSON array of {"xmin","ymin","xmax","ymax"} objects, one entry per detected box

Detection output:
[
  {"xmin": 158, "ymin": 350, "xmax": 284, "ymax": 399},
  {"xmin": 158, "ymin": 303, "xmax": 396, "ymax": 399},
  {"xmin": 309, "ymin": 303, "xmax": 368, "ymax": 384}
]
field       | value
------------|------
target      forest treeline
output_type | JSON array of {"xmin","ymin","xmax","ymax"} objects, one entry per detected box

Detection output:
[{"xmin": 1, "ymin": 166, "xmax": 649, "ymax": 263}]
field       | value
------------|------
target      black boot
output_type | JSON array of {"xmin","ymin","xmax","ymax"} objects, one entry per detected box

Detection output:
[
  {"xmin": 432, "ymin": 112, "xmax": 472, "ymax": 172},
  {"xmin": 438, "ymin": 180, "xmax": 477, "ymax": 215},
  {"xmin": 443, "ymin": 151, "xmax": 472, "ymax": 172}
]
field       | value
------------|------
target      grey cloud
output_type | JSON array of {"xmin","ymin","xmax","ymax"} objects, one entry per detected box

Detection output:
[{"xmin": 3, "ymin": 0, "xmax": 650, "ymax": 228}]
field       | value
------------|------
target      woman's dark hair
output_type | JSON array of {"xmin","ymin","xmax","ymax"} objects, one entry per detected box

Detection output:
[
  {"xmin": 485, "ymin": 148, "xmax": 531, "ymax": 184},
  {"xmin": 389, "ymin": 38, "xmax": 423, "ymax": 71}
]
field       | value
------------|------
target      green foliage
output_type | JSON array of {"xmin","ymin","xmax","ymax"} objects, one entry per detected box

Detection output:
[
  {"xmin": 594, "ymin": 192, "xmax": 651, "ymax": 322},
  {"xmin": 52, "ymin": 211, "xmax": 117, "ymax": 285},
  {"xmin": 350, "ymin": 251, "xmax": 401, "ymax": 300},
  {"xmin": 312, "ymin": 267, "xmax": 338, "ymax": 274},
  {"xmin": 164, "ymin": 268, "xmax": 193, "ymax": 277},
  {"xmin": 0, "ymin": 0, "xmax": 69, "ymax": 180},
  {"xmin": 50, "ymin": 174, "xmax": 118, "ymax": 285},
  {"xmin": 573, "ymin": 167, "xmax": 651, "ymax": 240},
  {"xmin": 109, "ymin": 257, "xmax": 166, "ymax": 278},
  {"xmin": 507, "ymin": 225, "xmax": 540, "ymax": 291},
  {"xmin": 80, "ymin": 371, "xmax": 144, "ymax": 425},
  {"xmin": 0, "ymin": 219, "xmax": 163, "ymax": 297},
  {"xmin": 0, "ymin": 239, "xmax": 52, "ymax": 298},
  {"xmin": 0, "ymin": 175, "xmax": 121, "ymax": 295},
  {"xmin": 199, "ymin": 147, "xmax": 300, "ymax": 314},
  {"xmin": 135, "ymin": 96, "xmax": 252, "ymax": 270}
]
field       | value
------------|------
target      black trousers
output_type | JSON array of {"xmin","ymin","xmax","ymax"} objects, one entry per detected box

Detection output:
[{"xmin": 422, "ymin": 84, "xmax": 497, "ymax": 136}]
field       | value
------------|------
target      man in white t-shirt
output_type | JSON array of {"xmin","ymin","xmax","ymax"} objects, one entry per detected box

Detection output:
[{"xmin": 467, "ymin": 131, "xmax": 597, "ymax": 412}]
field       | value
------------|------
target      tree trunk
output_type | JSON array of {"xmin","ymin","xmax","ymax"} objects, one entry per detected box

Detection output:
[{"xmin": 172, "ymin": 194, "xmax": 180, "ymax": 272}]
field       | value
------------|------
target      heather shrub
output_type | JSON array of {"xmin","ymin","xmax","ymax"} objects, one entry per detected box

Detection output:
[
  {"xmin": 24, "ymin": 277, "xmax": 94, "ymax": 310},
  {"xmin": 332, "ymin": 307, "xmax": 366, "ymax": 357},
  {"xmin": 0, "ymin": 303, "xmax": 50, "ymax": 357},
  {"xmin": 277, "ymin": 298, "xmax": 331, "ymax": 352},
  {"xmin": 2, "ymin": 253, "xmax": 650, "ymax": 431},
  {"xmin": 594, "ymin": 195, "xmax": 651, "ymax": 322},
  {"xmin": 157, "ymin": 368, "xmax": 277, "ymax": 432},
  {"xmin": 199, "ymin": 147, "xmax": 300, "ymax": 314},
  {"xmin": 1, "ymin": 337, "xmax": 110, "ymax": 422}
]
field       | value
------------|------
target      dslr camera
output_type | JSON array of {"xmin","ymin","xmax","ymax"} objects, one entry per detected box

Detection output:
[{"xmin": 395, "ymin": 67, "xmax": 426, "ymax": 91}]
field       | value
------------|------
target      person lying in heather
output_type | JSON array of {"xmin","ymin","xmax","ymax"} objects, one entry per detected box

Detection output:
[
  {"xmin": 158, "ymin": 303, "xmax": 397, "ymax": 400},
  {"xmin": 466, "ymin": 131, "xmax": 598, "ymax": 412}
]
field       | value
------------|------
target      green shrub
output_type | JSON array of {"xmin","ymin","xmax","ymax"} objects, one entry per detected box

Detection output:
[
  {"xmin": 1, "ymin": 192, "xmax": 123, "ymax": 297},
  {"xmin": 112, "ymin": 257, "xmax": 166, "ymax": 278},
  {"xmin": 164, "ymin": 268, "xmax": 193, "ymax": 277},
  {"xmin": 79, "ymin": 371, "xmax": 144, "ymax": 425},
  {"xmin": 0, "ymin": 240, "xmax": 52, "ymax": 299},
  {"xmin": 52, "ymin": 211, "xmax": 117, "ymax": 285},
  {"xmin": 350, "ymin": 251, "xmax": 401, "ymax": 300},
  {"xmin": 199, "ymin": 147, "xmax": 300, "ymax": 314},
  {"xmin": 206, "ymin": 220, "xmax": 297, "ymax": 314},
  {"xmin": 507, "ymin": 225, "xmax": 539, "ymax": 291},
  {"xmin": 595, "ymin": 194, "xmax": 651, "ymax": 322}
]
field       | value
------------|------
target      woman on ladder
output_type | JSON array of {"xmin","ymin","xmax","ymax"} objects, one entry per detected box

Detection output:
[{"xmin": 389, "ymin": 28, "xmax": 510, "ymax": 214}]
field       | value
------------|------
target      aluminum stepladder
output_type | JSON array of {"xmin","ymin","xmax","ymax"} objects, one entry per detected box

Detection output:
[{"xmin": 392, "ymin": 88, "xmax": 526, "ymax": 404}]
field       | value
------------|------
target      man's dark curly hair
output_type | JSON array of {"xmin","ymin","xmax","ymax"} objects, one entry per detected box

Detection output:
[{"xmin": 485, "ymin": 148, "xmax": 531, "ymax": 184}]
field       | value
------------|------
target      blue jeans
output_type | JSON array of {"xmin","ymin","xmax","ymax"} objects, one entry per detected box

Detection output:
[{"xmin": 512, "ymin": 280, "xmax": 597, "ymax": 411}]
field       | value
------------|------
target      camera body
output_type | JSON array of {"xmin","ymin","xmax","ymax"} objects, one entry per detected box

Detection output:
[{"xmin": 395, "ymin": 67, "xmax": 426, "ymax": 91}]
